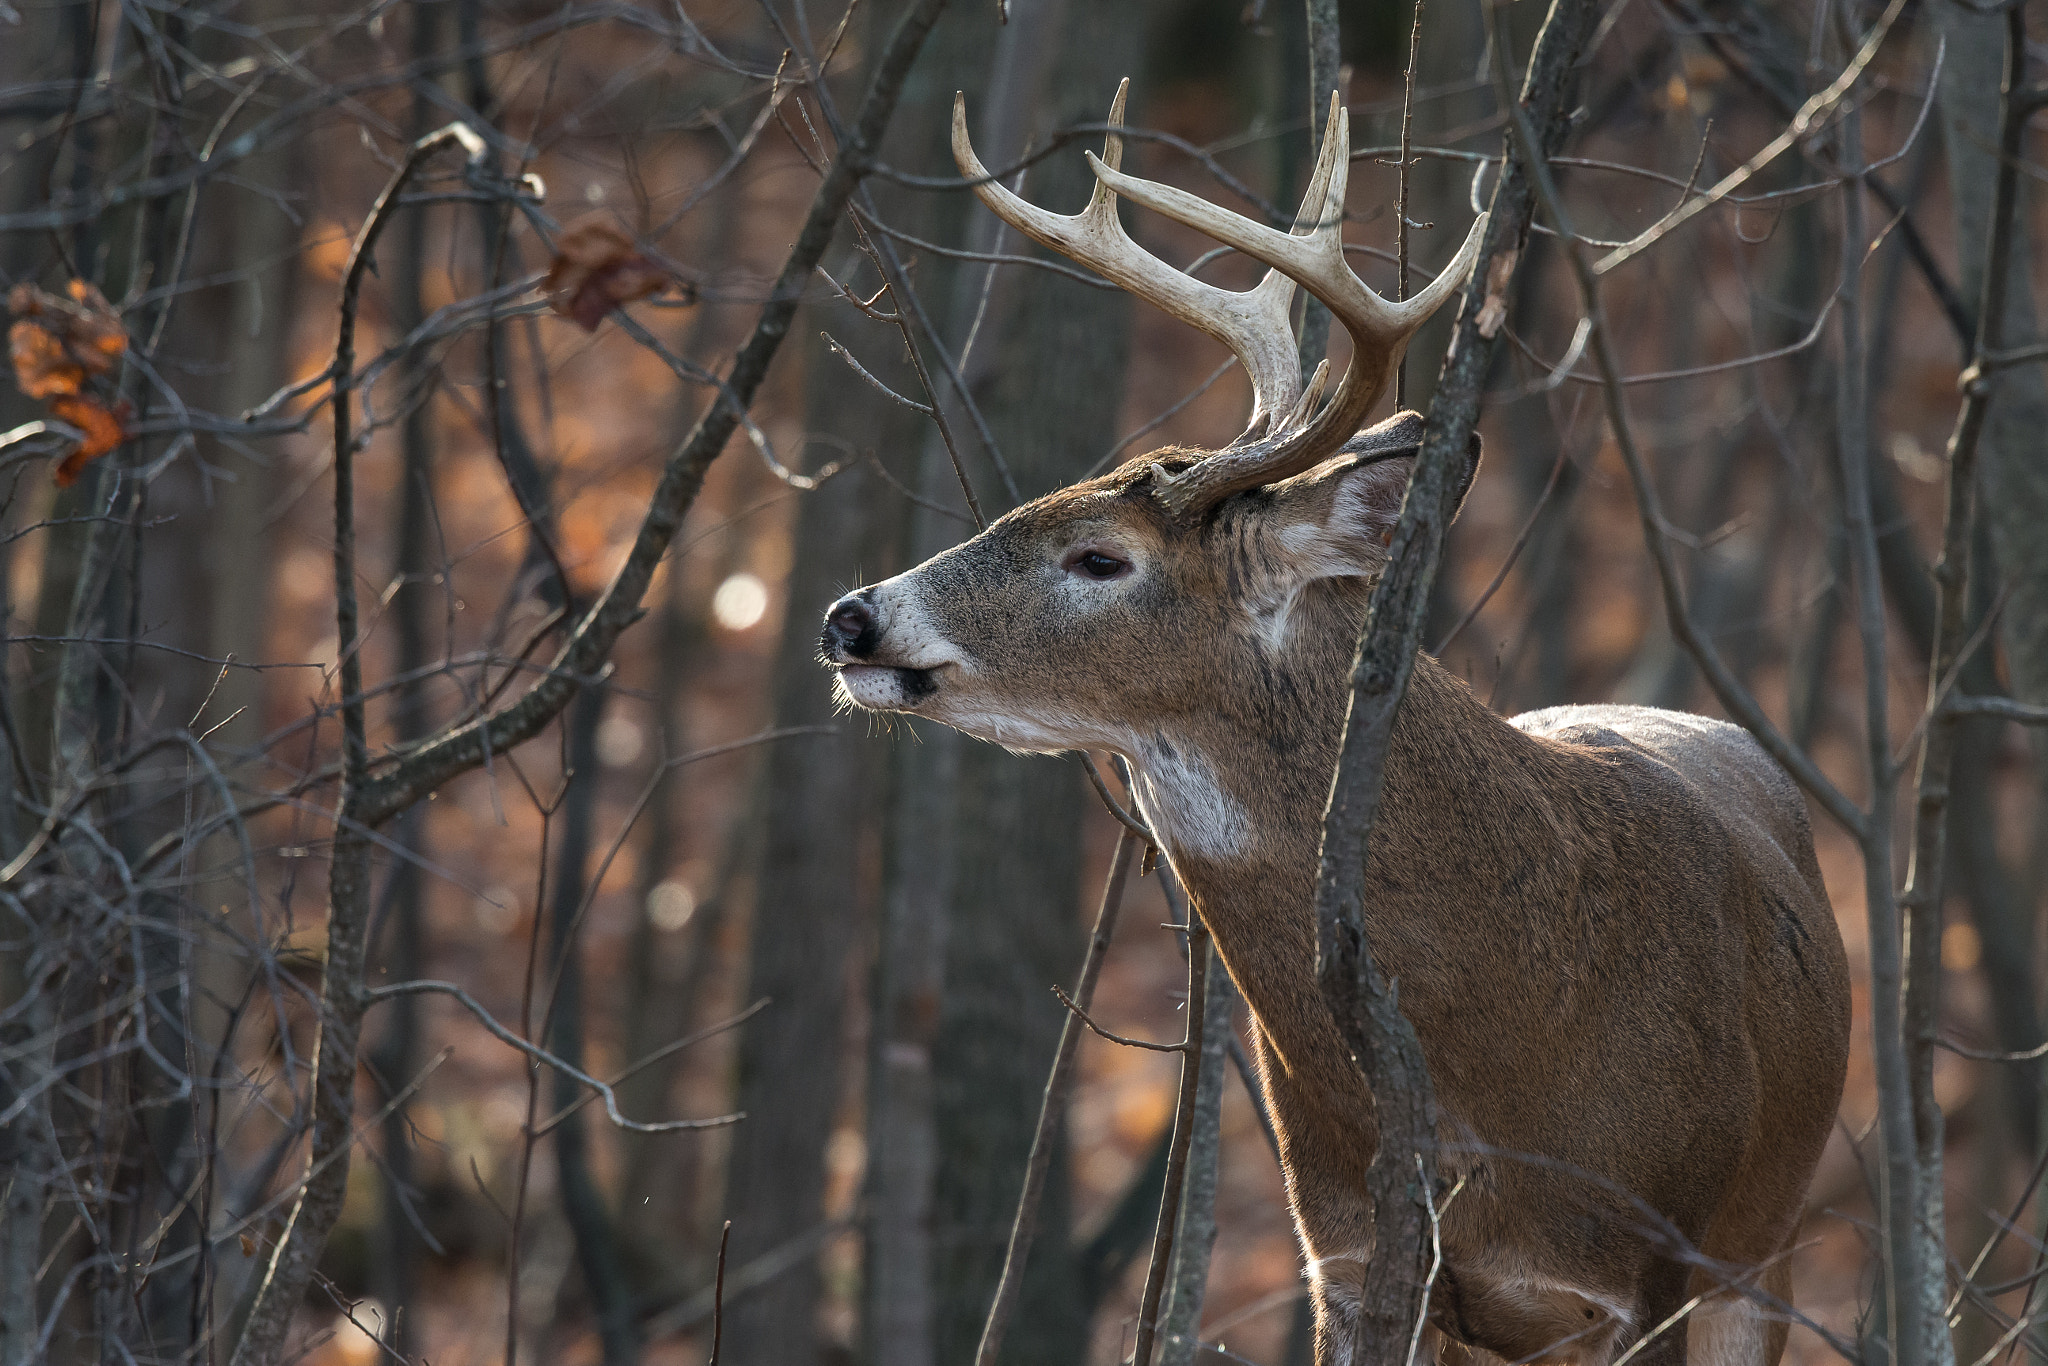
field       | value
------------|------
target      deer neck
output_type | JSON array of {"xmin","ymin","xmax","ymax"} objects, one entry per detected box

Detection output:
[
  {"xmin": 1127, "ymin": 635, "xmax": 1539, "ymax": 908},
  {"xmin": 1123, "ymin": 620, "xmax": 1570, "ymax": 1089}
]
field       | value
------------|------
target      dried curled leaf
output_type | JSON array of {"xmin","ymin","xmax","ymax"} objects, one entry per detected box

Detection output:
[
  {"xmin": 49, "ymin": 394, "xmax": 130, "ymax": 486},
  {"xmin": 8, "ymin": 280, "xmax": 127, "ymax": 397},
  {"xmin": 9, "ymin": 319, "xmax": 83, "ymax": 399},
  {"xmin": 545, "ymin": 219, "xmax": 674, "ymax": 332},
  {"xmin": 8, "ymin": 281, "xmax": 131, "ymax": 484}
]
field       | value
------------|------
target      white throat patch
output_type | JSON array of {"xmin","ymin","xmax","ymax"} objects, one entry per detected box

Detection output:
[{"xmin": 1129, "ymin": 740, "xmax": 1249, "ymax": 861}]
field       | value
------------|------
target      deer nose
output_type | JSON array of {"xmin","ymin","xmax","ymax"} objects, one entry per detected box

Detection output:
[{"xmin": 822, "ymin": 592, "xmax": 880, "ymax": 659}]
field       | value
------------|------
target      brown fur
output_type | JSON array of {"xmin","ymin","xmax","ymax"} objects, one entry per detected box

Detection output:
[{"xmin": 821, "ymin": 444, "xmax": 1850, "ymax": 1366}]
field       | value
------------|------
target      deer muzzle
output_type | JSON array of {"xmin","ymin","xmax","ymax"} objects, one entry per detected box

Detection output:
[{"xmin": 820, "ymin": 584, "xmax": 957, "ymax": 712}]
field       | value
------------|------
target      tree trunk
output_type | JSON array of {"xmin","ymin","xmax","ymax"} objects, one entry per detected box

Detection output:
[
  {"xmin": 719, "ymin": 436, "xmax": 898, "ymax": 1366},
  {"xmin": 1156, "ymin": 949, "xmax": 1235, "ymax": 1366},
  {"xmin": 1934, "ymin": 0, "xmax": 2048, "ymax": 723},
  {"xmin": 912, "ymin": 5, "xmax": 1144, "ymax": 1362},
  {"xmin": 718, "ymin": 9, "xmax": 917, "ymax": 1343},
  {"xmin": 550, "ymin": 687, "xmax": 644, "ymax": 1366}
]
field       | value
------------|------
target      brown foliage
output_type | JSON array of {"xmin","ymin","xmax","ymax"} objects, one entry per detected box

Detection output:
[
  {"xmin": 545, "ymin": 218, "xmax": 676, "ymax": 331},
  {"xmin": 7, "ymin": 279, "xmax": 130, "ymax": 482},
  {"xmin": 48, "ymin": 394, "xmax": 133, "ymax": 485}
]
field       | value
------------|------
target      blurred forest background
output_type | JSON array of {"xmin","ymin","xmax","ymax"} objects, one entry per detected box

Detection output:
[{"xmin": 0, "ymin": 0, "xmax": 2043, "ymax": 1362}]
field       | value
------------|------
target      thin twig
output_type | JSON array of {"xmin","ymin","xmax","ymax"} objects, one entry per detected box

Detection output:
[
  {"xmin": 847, "ymin": 218, "xmax": 988, "ymax": 527},
  {"xmin": 364, "ymin": 979, "xmax": 743, "ymax": 1133},
  {"xmin": 1393, "ymin": 0, "xmax": 1424, "ymax": 408},
  {"xmin": 1131, "ymin": 924, "xmax": 1212, "ymax": 1366},
  {"xmin": 1088, "ymin": 358, "xmax": 1238, "ymax": 478},
  {"xmin": 975, "ymin": 829, "xmax": 1142, "ymax": 1366},
  {"xmin": 821, "ymin": 331, "xmax": 934, "ymax": 414},
  {"xmin": 1405, "ymin": 1165, "xmax": 1466, "ymax": 1366},
  {"xmin": 1946, "ymin": 695, "xmax": 2048, "ymax": 724},
  {"xmin": 710, "ymin": 1220, "xmax": 732, "ymax": 1365},
  {"xmin": 1050, "ymin": 984, "xmax": 1185, "ymax": 1053},
  {"xmin": 1593, "ymin": 0, "xmax": 1910, "ymax": 274},
  {"xmin": 531, "ymin": 998, "xmax": 770, "ymax": 1136},
  {"xmin": 1434, "ymin": 441, "xmax": 1571, "ymax": 655},
  {"xmin": 1080, "ymin": 752, "xmax": 1154, "ymax": 841}
]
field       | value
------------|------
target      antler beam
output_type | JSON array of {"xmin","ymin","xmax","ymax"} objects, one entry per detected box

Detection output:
[
  {"xmin": 956, "ymin": 84, "xmax": 1485, "ymax": 519},
  {"xmin": 952, "ymin": 81, "xmax": 1316, "ymax": 439},
  {"xmin": 1103, "ymin": 93, "xmax": 1486, "ymax": 515}
]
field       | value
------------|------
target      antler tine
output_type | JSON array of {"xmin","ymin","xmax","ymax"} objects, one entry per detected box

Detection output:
[
  {"xmin": 1095, "ymin": 92, "xmax": 1489, "ymax": 516},
  {"xmin": 952, "ymin": 84, "xmax": 1303, "ymax": 436}
]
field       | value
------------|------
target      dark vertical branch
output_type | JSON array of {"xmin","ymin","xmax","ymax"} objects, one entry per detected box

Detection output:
[
  {"xmin": 1902, "ymin": 17, "xmax": 2038, "ymax": 1366},
  {"xmin": 1308, "ymin": 0, "xmax": 1599, "ymax": 1359},
  {"xmin": 549, "ymin": 686, "xmax": 643, "ymax": 1366},
  {"xmin": 229, "ymin": 122, "xmax": 486, "ymax": 1366},
  {"xmin": 1831, "ymin": 69, "xmax": 1931, "ymax": 1366},
  {"xmin": 1920, "ymin": 0, "xmax": 2048, "ymax": 1158},
  {"xmin": 461, "ymin": 0, "xmax": 567, "ymax": 605},
  {"xmin": 1130, "ymin": 923, "xmax": 1212, "ymax": 1366},
  {"xmin": 369, "ymin": 9, "xmax": 448, "ymax": 1352},
  {"xmin": 1156, "ymin": 947, "xmax": 1235, "ymax": 1366}
]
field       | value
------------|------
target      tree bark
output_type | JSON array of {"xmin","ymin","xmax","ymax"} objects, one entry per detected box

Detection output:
[
  {"xmin": 719, "ymin": 12, "xmax": 927, "ymax": 1351},
  {"xmin": 863, "ymin": 4, "xmax": 1030, "ymax": 1352},
  {"xmin": 1934, "ymin": 0, "xmax": 2048, "ymax": 719},
  {"xmin": 1155, "ymin": 949, "xmax": 1235, "ymax": 1366},
  {"xmin": 549, "ymin": 687, "xmax": 643, "ymax": 1366},
  {"xmin": 922, "ymin": 6, "xmax": 1142, "ymax": 1361},
  {"xmin": 718, "ymin": 381, "xmax": 898, "ymax": 1366}
]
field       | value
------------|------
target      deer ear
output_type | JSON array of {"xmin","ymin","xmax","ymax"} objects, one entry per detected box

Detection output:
[
  {"xmin": 1264, "ymin": 453, "xmax": 1414, "ymax": 583},
  {"xmin": 1335, "ymin": 410, "xmax": 1486, "ymax": 528},
  {"xmin": 1263, "ymin": 414, "xmax": 1484, "ymax": 583}
]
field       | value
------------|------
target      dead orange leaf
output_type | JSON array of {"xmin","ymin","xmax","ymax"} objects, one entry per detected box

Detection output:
[
  {"xmin": 8, "ymin": 281, "xmax": 132, "ymax": 484},
  {"xmin": 10, "ymin": 319, "xmax": 85, "ymax": 398},
  {"xmin": 8, "ymin": 281, "xmax": 126, "ymax": 390},
  {"xmin": 544, "ymin": 219, "xmax": 674, "ymax": 332},
  {"xmin": 49, "ymin": 394, "xmax": 129, "ymax": 486}
]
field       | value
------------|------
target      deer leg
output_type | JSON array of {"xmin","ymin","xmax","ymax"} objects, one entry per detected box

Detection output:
[
  {"xmin": 1238, "ymin": 1021, "xmax": 1384, "ymax": 1365},
  {"xmin": 1622, "ymin": 1256, "xmax": 1695, "ymax": 1366},
  {"xmin": 1683, "ymin": 1224, "xmax": 1795, "ymax": 1366}
]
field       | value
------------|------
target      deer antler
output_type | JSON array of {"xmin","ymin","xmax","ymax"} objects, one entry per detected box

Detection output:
[
  {"xmin": 952, "ymin": 80, "xmax": 1320, "ymax": 440},
  {"xmin": 1094, "ymin": 92, "xmax": 1487, "ymax": 515}
]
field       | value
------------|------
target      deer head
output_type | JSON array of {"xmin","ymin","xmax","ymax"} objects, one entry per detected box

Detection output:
[{"xmin": 821, "ymin": 85, "xmax": 1485, "ymax": 779}]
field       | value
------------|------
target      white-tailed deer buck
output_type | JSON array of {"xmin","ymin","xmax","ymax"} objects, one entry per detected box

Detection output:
[{"xmin": 821, "ymin": 86, "xmax": 1850, "ymax": 1366}]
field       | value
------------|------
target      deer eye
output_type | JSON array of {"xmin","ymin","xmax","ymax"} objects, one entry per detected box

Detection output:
[{"xmin": 1066, "ymin": 549, "xmax": 1130, "ymax": 581}]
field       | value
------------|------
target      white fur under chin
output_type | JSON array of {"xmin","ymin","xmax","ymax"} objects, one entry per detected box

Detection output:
[
  {"xmin": 932, "ymin": 703, "xmax": 1109, "ymax": 755},
  {"xmin": 834, "ymin": 666, "xmax": 914, "ymax": 711},
  {"xmin": 1129, "ymin": 741, "xmax": 1249, "ymax": 860}
]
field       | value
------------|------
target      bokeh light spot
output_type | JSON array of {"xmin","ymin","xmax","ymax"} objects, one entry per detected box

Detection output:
[{"xmin": 712, "ymin": 572, "xmax": 769, "ymax": 631}]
